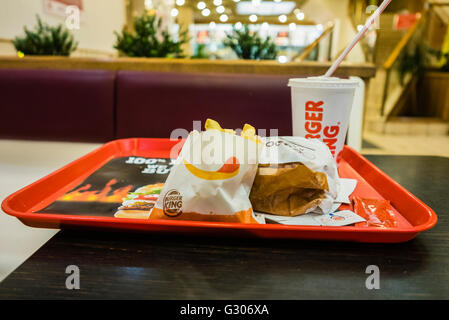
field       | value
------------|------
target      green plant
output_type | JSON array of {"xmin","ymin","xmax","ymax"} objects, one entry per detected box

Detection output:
[
  {"xmin": 223, "ymin": 25, "xmax": 278, "ymax": 60},
  {"xmin": 427, "ymin": 49, "xmax": 449, "ymax": 72},
  {"xmin": 114, "ymin": 14, "xmax": 188, "ymax": 58},
  {"xmin": 398, "ymin": 44, "xmax": 449, "ymax": 84},
  {"xmin": 191, "ymin": 44, "xmax": 209, "ymax": 59},
  {"xmin": 398, "ymin": 45, "xmax": 427, "ymax": 84},
  {"xmin": 12, "ymin": 15, "xmax": 78, "ymax": 56}
]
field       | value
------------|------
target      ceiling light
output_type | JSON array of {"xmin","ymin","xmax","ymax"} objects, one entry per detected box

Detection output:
[
  {"xmin": 171, "ymin": 8, "xmax": 179, "ymax": 17},
  {"xmin": 216, "ymin": 5, "xmax": 225, "ymax": 13},
  {"xmin": 213, "ymin": 0, "xmax": 222, "ymax": 5},
  {"xmin": 237, "ymin": 1, "xmax": 296, "ymax": 16},
  {"xmin": 274, "ymin": 0, "xmax": 282, "ymax": 2},
  {"xmin": 235, "ymin": 21, "xmax": 243, "ymax": 29},
  {"xmin": 296, "ymin": 12, "xmax": 305, "ymax": 20},
  {"xmin": 209, "ymin": 21, "xmax": 216, "ymax": 29},
  {"xmin": 261, "ymin": 22, "xmax": 269, "ymax": 29},
  {"xmin": 279, "ymin": 14, "xmax": 287, "ymax": 23},
  {"xmin": 277, "ymin": 55, "xmax": 288, "ymax": 63},
  {"xmin": 197, "ymin": 1, "xmax": 206, "ymax": 10},
  {"xmin": 202, "ymin": 8, "xmax": 210, "ymax": 16},
  {"xmin": 289, "ymin": 22, "xmax": 296, "ymax": 31},
  {"xmin": 144, "ymin": 0, "xmax": 153, "ymax": 9},
  {"xmin": 176, "ymin": 0, "xmax": 185, "ymax": 6},
  {"xmin": 220, "ymin": 14, "xmax": 229, "ymax": 22},
  {"xmin": 249, "ymin": 14, "xmax": 257, "ymax": 22}
]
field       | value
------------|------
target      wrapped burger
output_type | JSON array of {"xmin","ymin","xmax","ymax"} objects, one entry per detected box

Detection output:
[{"xmin": 250, "ymin": 136, "xmax": 340, "ymax": 216}]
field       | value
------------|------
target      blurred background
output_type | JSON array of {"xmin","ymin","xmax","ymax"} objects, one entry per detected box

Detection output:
[
  {"xmin": 0, "ymin": 0, "xmax": 448, "ymax": 156},
  {"xmin": 0, "ymin": 0, "xmax": 366, "ymax": 62}
]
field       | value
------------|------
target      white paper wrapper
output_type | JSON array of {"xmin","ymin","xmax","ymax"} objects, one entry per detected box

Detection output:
[
  {"xmin": 309, "ymin": 177, "xmax": 358, "ymax": 214},
  {"xmin": 263, "ymin": 210, "xmax": 365, "ymax": 226},
  {"xmin": 149, "ymin": 129, "xmax": 262, "ymax": 223},
  {"xmin": 257, "ymin": 136, "xmax": 340, "ymax": 215},
  {"xmin": 334, "ymin": 178, "xmax": 358, "ymax": 204},
  {"xmin": 259, "ymin": 177, "xmax": 360, "ymax": 226}
]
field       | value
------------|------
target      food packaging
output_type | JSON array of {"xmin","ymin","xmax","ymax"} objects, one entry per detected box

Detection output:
[
  {"xmin": 149, "ymin": 119, "xmax": 262, "ymax": 223},
  {"xmin": 352, "ymin": 197, "xmax": 398, "ymax": 228},
  {"xmin": 288, "ymin": 77, "xmax": 358, "ymax": 160},
  {"xmin": 250, "ymin": 136, "xmax": 340, "ymax": 216},
  {"xmin": 263, "ymin": 210, "xmax": 366, "ymax": 226}
]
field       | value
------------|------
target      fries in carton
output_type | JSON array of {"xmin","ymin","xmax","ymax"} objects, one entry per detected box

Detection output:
[{"xmin": 149, "ymin": 119, "xmax": 262, "ymax": 223}]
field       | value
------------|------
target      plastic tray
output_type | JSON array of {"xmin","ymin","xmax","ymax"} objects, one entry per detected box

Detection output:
[{"xmin": 1, "ymin": 138, "xmax": 437, "ymax": 243}]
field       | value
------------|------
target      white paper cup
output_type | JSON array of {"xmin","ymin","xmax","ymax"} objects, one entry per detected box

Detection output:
[{"xmin": 288, "ymin": 76, "xmax": 358, "ymax": 161}]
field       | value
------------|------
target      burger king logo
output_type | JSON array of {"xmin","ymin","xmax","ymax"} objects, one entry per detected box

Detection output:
[
  {"xmin": 163, "ymin": 189, "xmax": 182, "ymax": 217},
  {"xmin": 183, "ymin": 156, "xmax": 240, "ymax": 180}
]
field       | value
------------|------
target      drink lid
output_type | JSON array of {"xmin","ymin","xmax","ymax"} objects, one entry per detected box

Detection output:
[{"xmin": 288, "ymin": 76, "xmax": 359, "ymax": 89}]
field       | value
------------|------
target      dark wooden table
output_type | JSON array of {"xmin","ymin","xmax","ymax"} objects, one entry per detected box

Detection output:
[{"xmin": 1, "ymin": 155, "xmax": 448, "ymax": 299}]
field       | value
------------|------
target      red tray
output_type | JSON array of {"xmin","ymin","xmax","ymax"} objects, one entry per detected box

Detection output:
[{"xmin": 1, "ymin": 138, "xmax": 437, "ymax": 243}]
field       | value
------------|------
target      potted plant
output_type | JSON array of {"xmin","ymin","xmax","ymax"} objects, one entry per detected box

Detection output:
[
  {"xmin": 12, "ymin": 15, "xmax": 78, "ymax": 56},
  {"xmin": 114, "ymin": 14, "xmax": 188, "ymax": 58},
  {"xmin": 191, "ymin": 44, "xmax": 209, "ymax": 59},
  {"xmin": 399, "ymin": 44, "xmax": 449, "ymax": 120},
  {"xmin": 419, "ymin": 49, "xmax": 449, "ymax": 121},
  {"xmin": 223, "ymin": 25, "xmax": 278, "ymax": 60}
]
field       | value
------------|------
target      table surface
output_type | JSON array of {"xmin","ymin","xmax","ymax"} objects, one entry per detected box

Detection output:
[{"xmin": 0, "ymin": 155, "xmax": 448, "ymax": 299}]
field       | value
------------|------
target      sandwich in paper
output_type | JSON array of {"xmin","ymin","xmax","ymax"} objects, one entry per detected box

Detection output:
[{"xmin": 250, "ymin": 136, "xmax": 340, "ymax": 216}]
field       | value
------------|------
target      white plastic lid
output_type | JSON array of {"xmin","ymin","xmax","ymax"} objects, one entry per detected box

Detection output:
[{"xmin": 288, "ymin": 76, "xmax": 359, "ymax": 89}]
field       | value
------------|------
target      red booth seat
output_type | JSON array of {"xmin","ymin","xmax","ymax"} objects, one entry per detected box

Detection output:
[
  {"xmin": 0, "ymin": 69, "xmax": 294, "ymax": 142},
  {"xmin": 115, "ymin": 71, "xmax": 293, "ymax": 139},
  {"xmin": 0, "ymin": 69, "xmax": 115, "ymax": 142}
]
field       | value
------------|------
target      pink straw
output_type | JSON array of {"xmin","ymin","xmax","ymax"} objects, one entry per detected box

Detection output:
[{"xmin": 324, "ymin": 0, "xmax": 392, "ymax": 77}]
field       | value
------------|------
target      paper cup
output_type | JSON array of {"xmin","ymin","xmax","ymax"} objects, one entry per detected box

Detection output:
[{"xmin": 288, "ymin": 77, "xmax": 358, "ymax": 161}]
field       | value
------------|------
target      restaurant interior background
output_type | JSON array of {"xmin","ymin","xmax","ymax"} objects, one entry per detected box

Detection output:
[
  {"xmin": 1, "ymin": 0, "xmax": 449, "ymax": 155},
  {"xmin": 0, "ymin": 0, "xmax": 448, "ymax": 281}
]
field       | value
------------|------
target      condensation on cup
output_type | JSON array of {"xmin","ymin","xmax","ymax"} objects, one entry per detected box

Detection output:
[{"xmin": 288, "ymin": 77, "xmax": 359, "ymax": 161}]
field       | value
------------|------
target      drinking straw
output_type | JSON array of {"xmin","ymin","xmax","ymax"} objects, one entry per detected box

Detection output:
[{"xmin": 324, "ymin": 0, "xmax": 392, "ymax": 77}]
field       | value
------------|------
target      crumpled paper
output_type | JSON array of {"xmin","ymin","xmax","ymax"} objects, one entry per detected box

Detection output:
[
  {"xmin": 250, "ymin": 136, "xmax": 340, "ymax": 216},
  {"xmin": 260, "ymin": 178, "xmax": 362, "ymax": 226}
]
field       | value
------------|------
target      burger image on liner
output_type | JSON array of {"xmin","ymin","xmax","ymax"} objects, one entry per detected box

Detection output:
[{"xmin": 114, "ymin": 183, "xmax": 164, "ymax": 219}]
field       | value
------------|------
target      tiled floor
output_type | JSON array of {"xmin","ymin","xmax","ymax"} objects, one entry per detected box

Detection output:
[{"xmin": 362, "ymin": 132, "xmax": 449, "ymax": 158}]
